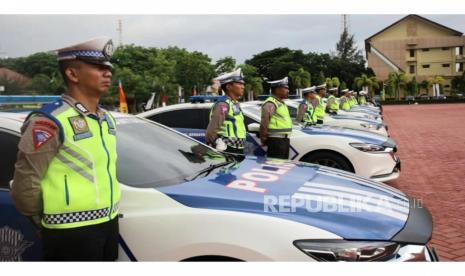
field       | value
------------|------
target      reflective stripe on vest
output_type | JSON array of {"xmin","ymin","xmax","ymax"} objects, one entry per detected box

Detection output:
[
  {"xmin": 210, "ymin": 98, "xmax": 246, "ymax": 149},
  {"xmin": 34, "ymin": 102, "xmax": 121, "ymax": 229},
  {"xmin": 263, "ymin": 96, "xmax": 292, "ymax": 135}
]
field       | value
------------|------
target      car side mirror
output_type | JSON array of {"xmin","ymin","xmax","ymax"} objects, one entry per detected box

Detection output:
[{"xmin": 247, "ymin": 123, "xmax": 260, "ymax": 133}]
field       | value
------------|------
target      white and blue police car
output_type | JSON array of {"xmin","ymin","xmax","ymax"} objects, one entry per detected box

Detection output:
[
  {"xmin": 138, "ymin": 97, "xmax": 401, "ymax": 183},
  {"xmin": 0, "ymin": 112, "xmax": 438, "ymax": 261},
  {"xmin": 261, "ymin": 100, "xmax": 389, "ymax": 137}
]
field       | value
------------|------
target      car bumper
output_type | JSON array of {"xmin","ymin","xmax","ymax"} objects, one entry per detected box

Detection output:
[{"xmin": 368, "ymin": 156, "xmax": 401, "ymax": 183}]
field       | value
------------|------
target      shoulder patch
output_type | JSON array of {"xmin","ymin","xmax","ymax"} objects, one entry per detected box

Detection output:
[
  {"xmin": 33, "ymin": 120, "xmax": 58, "ymax": 131},
  {"xmin": 32, "ymin": 128, "xmax": 55, "ymax": 150}
]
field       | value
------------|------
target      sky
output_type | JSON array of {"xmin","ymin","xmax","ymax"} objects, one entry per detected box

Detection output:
[{"xmin": 0, "ymin": 14, "xmax": 464, "ymax": 63}]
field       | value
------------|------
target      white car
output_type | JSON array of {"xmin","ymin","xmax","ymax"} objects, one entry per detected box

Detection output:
[
  {"xmin": 0, "ymin": 112, "xmax": 438, "ymax": 262},
  {"xmin": 138, "ymin": 100, "xmax": 401, "ymax": 183},
  {"xmin": 275, "ymin": 100, "xmax": 388, "ymax": 137}
]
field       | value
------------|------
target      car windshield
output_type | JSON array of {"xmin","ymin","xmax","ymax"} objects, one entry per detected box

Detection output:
[{"xmin": 116, "ymin": 116, "xmax": 227, "ymax": 188}]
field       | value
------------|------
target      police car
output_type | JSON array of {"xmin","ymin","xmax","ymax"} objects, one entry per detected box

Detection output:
[
  {"xmin": 268, "ymin": 100, "xmax": 389, "ymax": 137},
  {"xmin": 0, "ymin": 112, "xmax": 438, "ymax": 261},
  {"xmin": 138, "ymin": 98, "xmax": 401, "ymax": 183}
]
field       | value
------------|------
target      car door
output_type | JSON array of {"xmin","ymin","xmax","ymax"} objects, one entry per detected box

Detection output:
[
  {"xmin": 0, "ymin": 129, "xmax": 42, "ymax": 261},
  {"xmin": 148, "ymin": 108, "xmax": 208, "ymax": 144}
]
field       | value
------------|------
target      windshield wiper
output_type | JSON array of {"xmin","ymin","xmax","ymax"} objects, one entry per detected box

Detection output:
[{"xmin": 185, "ymin": 160, "xmax": 236, "ymax": 182}]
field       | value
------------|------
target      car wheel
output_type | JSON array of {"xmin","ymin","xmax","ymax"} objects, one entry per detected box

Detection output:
[{"xmin": 301, "ymin": 151, "xmax": 354, "ymax": 172}]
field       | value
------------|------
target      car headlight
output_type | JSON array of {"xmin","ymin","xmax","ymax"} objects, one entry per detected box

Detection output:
[
  {"xmin": 294, "ymin": 240, "xmax": 400, "ymax": 261},
  {"xmin": 350, "ymin": 142, "xmax": 385, "ymax": 152}
]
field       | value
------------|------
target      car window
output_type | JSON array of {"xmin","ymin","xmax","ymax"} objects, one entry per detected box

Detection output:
[
  {"xmin": 148, "ymin": 108, "xmax": 207, "ymax": 129},
  {"xmin": 0, "ymin": 129, "xmax": 20, "ymax": 189},
  {"xmin": 116, "ymin": 117, "xmax": 226, "ymax": 188}
]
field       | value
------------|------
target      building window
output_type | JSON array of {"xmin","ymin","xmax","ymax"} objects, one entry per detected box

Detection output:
[
  {"xmin": 422, "ymin": 48, "xmax": 430, "ymax": 52},
  {"xmin": 457, "ymin": 47, "xmax": 464, "ymax": 56},
  {"xmin": 442, "ymin": 47, "xmax": 449, "ymax": 51},
  {"xmin": 409, "ymin": 49, "xmax": 415, "ymax": 57},
  {"xmin": 409, "ymin": 65, "xmax": 415, "ymax": 74},
  {"xmin": 422, "ymin": 64, "xmax": 430, "ymax": 69},
  {"xmin": 442, "ymin": 64, "xmax": 450, "ymax": 68},
  {"xmin": 457, "ymin": 63, "xmax": 464, "ymax": 72},
  {"xmin": 445, "ymin": 85, "xmax": 450, "ymax": 88}
]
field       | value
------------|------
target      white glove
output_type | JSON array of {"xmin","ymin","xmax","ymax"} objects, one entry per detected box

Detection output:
[{"xmin": 215, "ymin": 138, "xmax": 227, "ymax": 151}]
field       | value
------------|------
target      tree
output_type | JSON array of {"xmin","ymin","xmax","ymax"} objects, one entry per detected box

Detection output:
[
  {"xmin": 427, "ymin": 76, "xmax": 446, "ymax": 96},
  {"xmin": 340, "ymin": 81, "xmax": 347, "ymax": 90},
  {"xmin": 451, "ymin": 71, "xmax": 465, "ymax": 95},
  {"xmin": 331, "ymin": 77, "xmax": 340, "ymax": 88},
  {"xmin": 386, "ymin": 72, "xmax": 407, "ymax": 100},
  {"xmin": 409, "ymin": 76, "xmax": 419, "ymax": 96},
  {"xmin": 215, "ymin": 56, "xmax": 236, "ymax": 75},
  {"xmin": 316, "ymin": 71, "xmax": 326, "ymax": 86},
  {"xmin": 354, "ymin": 74, "xmax": 379, "ymax": 96},
  {"xmin": 419, "ymin": 80, "xmax": 429, "ymax": 95},
  {"xmin": 289, "ymin": 68, "xmax": 311, "ymax": 96},
  {"xmin": 238, "ymin": 64, "xmax": 263, "ymax": 100},
  {"xmin": 335, "ymin": 28, "xmax": 364, "ymax": 64}
]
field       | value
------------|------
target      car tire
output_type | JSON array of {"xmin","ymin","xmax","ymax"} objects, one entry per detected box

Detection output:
[{"xmin": 301, "ymin": 151, "xmax": 354, "ymax": 172}]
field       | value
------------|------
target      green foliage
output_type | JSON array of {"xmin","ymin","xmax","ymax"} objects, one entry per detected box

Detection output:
[
  {"xmin": 386, "ymin": 72, "xmax": 407, "ymax": 99},
  {"xmin": 289, "ymin": 68, "xmax": 311, "ymax": 89},
  {"xmin": 215, "ymin": 56, "xmax": 236, "ymax": 75},
  {"xmin": 336, "ymin": 28, "xmax": 364, "ymax": 64},
  {"xmin": 238, "ymin": 64, "xmax": 263, "ymax": 98},
  {"xmin": 354, "ymin": 74, "xmax": 379, "ymax": 96}
]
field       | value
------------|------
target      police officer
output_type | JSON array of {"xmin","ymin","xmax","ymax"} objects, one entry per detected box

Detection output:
[
  {"xmin": 11, "ymin": 37, "xmax": 121, "ymax": 261},
  {"xmin": 296, "ymin": 86, "xmax": 317, "ymax": 125},
  {"xmin": 313, "ymin": 83, "xmax": 327, "ymax": 124},
  {"xmin": 349, "ymin": 91, "xmax": 359, "ymax": 107},
  {"xmin": 326, "ymin": 87, "xmax": 339, "ymax": 115},
  {"xmin": 260, "ymin": 77, "xmax": 293, "ymax": 159},
  {"xmin": 339, "ymin": 89, "xmax": 351, "ymax": 111},
  {"xmin": 358, "ymin": 90, "xmax": 368, "ymax": 105},
  {"xmin": 205, "ymin": 68, "xmax": 246, "ymax": 157}
]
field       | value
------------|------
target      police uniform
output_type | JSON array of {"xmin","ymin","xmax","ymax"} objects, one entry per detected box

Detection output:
[
  {"xmin": 11, "ymin": 37, "xmax": 121, "ymax": 261},
  {"xmin": 326, "ymin": 87, "xmax": 339, "ymax": 114},
  {"xmin": 358, "ymin": 90, "xmax": 368, "ymax": 105},
  {"xmin": 313, "ymin": 83, "xmax": 327, "ymax": 124},
  {"xmin": 296, "ymin": 86, "xmax": 317, "ymax": 125},
  {"xmin": 349, "ymin": 91, "xmax": 359, "ymax": 107},
  {"xmin": 339, "ymin": 89, "xmax": 351, "ymax": 111},
  {"xmin": 260, "ymin": 77, "xmax": 292, "ymax": 159},
  {"xmin": 205, "ymin": 69, "xmax": 246, "ymax": 156}
]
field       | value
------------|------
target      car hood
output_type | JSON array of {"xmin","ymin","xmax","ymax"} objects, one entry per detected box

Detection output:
[
  {"xmin": 297, "ymin": 125, "xmax": 391, "ymax": 146},
  {"xmin": 330, "ymin": 114, "xmax": 383, "ymax": 125},
  {"xmin": 157, "ymin": 157, "xmax": 410, "ymax": 240}
]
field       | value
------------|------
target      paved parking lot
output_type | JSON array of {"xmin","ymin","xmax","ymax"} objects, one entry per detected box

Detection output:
[{"xmin": 383, "ymin": 103, "xmax": 465, "ymax": 261}]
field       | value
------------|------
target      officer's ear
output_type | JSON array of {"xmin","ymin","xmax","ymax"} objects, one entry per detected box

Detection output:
[{"xmin": 63, "ymin": 60, "xmax": 82, "ymax": 85}]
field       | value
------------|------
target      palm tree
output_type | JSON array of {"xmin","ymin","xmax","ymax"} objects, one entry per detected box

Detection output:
[
  {"xmin": 354, "ymin": 74, "xmax": 379, "ymax": 96},
  {"xmin": 331, "ymin": 77, "xmax": 340, "ymax": 88},
  {"xmin": 427, "ymin": 76, "xmax": 446, "ymax": 96},
  {"xmin": 386, "ymin": 72, "xmax": 407, "ymax": 100},
  {"xmin": 289, "ymin": 68, "xmax": 311, "ymax": 97}
]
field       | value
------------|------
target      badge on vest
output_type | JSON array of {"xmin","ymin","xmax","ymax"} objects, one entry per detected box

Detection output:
[
  {"xmin": 232, "ymin": 104, "xmax": 241, "ymax": 115},
  {"xmin": 68, "ymin": 116, "xmax": 93, "ymax": 141}
]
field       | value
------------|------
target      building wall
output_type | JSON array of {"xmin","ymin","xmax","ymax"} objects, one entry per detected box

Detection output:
[{"xmin": 367, "ymin": 15, "xmax": 465, "ymax": 97}]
